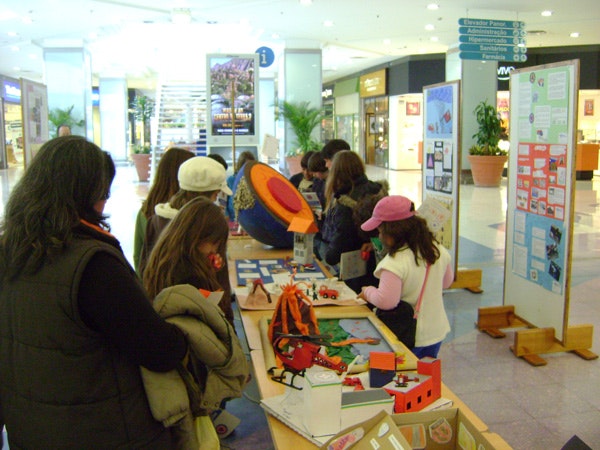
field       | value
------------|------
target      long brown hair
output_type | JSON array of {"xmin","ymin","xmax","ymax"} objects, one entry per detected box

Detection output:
[
  {"xmin": 143, "ymin": 197, "xmax": 229, "ymax": 298},
  {"xmin": 324, "ymin": 150, "xmax": 365, "ymax": 212},
  {"xmin": 0, "ymin": 136, "xmax": 114, "ymax": 280},
  {"xmin": 379, "ymin": 213, "xmax": 440, "ymax": 266},
  {"xmin": 141, "ymin": 147, "xmax": 194, "ymax": 219}
]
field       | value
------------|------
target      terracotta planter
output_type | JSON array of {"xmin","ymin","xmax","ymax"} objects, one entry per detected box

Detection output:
[
  {"xmin": 467, "ymin": 154, "xmax": 508, "ymax": 187},
  {"xmin": 131, "ymin": 153, "xmax": 151, "ymax": 182},
  {"xmin": 285, "ymin": 155, "xmax": 303, "ymax": 176}
]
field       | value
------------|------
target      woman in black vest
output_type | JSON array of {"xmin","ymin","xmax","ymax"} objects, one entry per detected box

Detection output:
[{"xmin": 0, "ymin": 136, "xmax": 187, "ymax": 449}]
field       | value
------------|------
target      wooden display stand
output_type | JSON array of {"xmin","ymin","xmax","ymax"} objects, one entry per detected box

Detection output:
[
  {"xmin": 477, "ymin": 306, "xmax": 598, "ymax": 366},
  {"xmin": 450, "ymin": 267, "xmax": 483, "ymax": 293}
]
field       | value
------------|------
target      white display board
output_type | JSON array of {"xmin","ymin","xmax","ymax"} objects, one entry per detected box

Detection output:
[
  {"xmin": 421, "ymin": 80, "xmax": 461, "ymax": 273},
  {"xmin": 504, "ymin": 60, "xmax": 579, "ymax": 341}
]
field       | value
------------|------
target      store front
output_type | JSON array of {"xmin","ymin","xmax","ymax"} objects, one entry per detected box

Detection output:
[
  {"xmin": 360, "ymin": 69, "xmax": 388, "ymax": 167},
  {"xmin": 1, "ymin": 77, "xmax": 23, "ymax": 169},
  {"xmin": 333, "ymin": 77, "xmax": 360, "ymax": 152},
  {"xmin": 321, "ymin": 84, "xmax": 335, "ymax": 144}
]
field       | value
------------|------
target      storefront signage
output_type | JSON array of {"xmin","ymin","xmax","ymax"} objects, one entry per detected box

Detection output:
[
  {"xmin": 458, "ymin": 17, "xmax": 527, "ymax": 62},
  {"xmin": 3, "ymin": 80, "xmax": 21, "ymax": 103},
  {"xmin": 360, "ymin": 69, "xmax": 386, "ymax": 97},
  {"xmin": 498, "ymin": 65, "xmax": 516, "ymax": 81},
  {"xmin": 322, "ymin": 87, "xmax": 333, "ymax": 100}
]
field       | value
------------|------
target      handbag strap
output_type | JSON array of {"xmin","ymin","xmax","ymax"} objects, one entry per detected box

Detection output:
[{"xmin": 413, "ymin": 264, "xmax": 430, "ymax": 319}]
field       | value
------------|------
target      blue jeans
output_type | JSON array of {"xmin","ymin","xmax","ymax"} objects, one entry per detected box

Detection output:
[{"xmin": 412, "ymin": 342, "xmax": 442, "ymax": 359}]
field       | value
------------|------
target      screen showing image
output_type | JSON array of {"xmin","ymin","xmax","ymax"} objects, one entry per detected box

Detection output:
[{"xmin": 208, "ymin": 55, "xmax": 256, "ymax": 137}]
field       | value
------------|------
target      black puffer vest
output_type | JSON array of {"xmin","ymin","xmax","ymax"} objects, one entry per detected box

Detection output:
[{"xmin": 0, "ymin": 233, "xmax": 171, "ymax": 449}]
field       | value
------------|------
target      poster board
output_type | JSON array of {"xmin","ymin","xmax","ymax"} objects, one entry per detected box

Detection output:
[
  {"xmin": 20, "ymin": 78, "xmax": 49, "ymax": 166},
  {"xmin": 206, "ymin": 53, "xmax": 259, "ymax": 147},
  {"xmin": 422, "ymin": 80, "xmax": 461, "ymax": 273},
  {"xmin": 504, "ymin": 60, "xmax": 579, "ymax": 342}
]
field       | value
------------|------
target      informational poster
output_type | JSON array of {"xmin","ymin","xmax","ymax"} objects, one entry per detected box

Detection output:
[
  {"xmin": 20, "ymin": 78, "xmax": 49, "ymax": 166},
  {"xmin": 422, "ymin": 80, "xmax": 460, "ymax": 272},
  {"xmin": 207, "ymin": 54, "xmax": 258, "ymax": 146},
  {"xmin": 505, "ymin": 60, "xmax": 578, "ymax": 341},
  {"xmin": 511, "ymin": 64, "xmax": 572, "ymax": 294}
]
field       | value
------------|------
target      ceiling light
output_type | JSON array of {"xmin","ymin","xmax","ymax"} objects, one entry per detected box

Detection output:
[
  {"xmin": 299, "ymin": 0, "xmax": 312, "ymax": 5},
  {"xmin": 427, "ymin": 4, "xmax": 439, "ymax": 10},
  {"xmin": 541, "ymin": 10, "xmax": 553, "ymax": 17},
  {"xmin": 271, "ymin": 33, "xmax": 280, "ymax": 39},
  {"xmin": 383, "ymin": 38, "xmax": 391, "ymax": 45},
  {"xmin": 22, "ymin": 16, "xmax": 33, "ymax": 25},
  {"xmin": 570, "ymin": 32, "xmax": 580, "ymax": 38},
  {"xmin": 171, "ymin": 8, "xmax": 191, "ymax": 24},
  {"xmin": 10, "ymin": 45, "xmax": 19, "ymax": 52},
  {"xmin": 425, "ymin": 24, "xmax": 435, "ymax": 31},
  {"xmin": 323, "ymin": 20, "xmax": 334, "ymax": 27},
  {"xmin": 7, "ymin": 31, "xmax": 18, "ymax": 37},
  {"xmin": 430, "ymin": 36, "xmax": 439, "ymax": 42}
]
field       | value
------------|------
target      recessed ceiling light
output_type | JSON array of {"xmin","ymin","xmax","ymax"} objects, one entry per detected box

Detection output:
[
  {"xmin": 427, "ymin": 4, "xmax": 439, "ymax": 10},
  {"xmin": 570, "ymin": 32, "xmax": 580, "ymax": 38},
  {"xmin": 22, "ymin": 16, "xmax": 33, "ymax": 25},
  {"xmin": 383, "ymin": 38, "xmax": 391, "ymax": 45},
  {"xmin": 430, "ymin": 36, "xmax": 439, "ymax": 42},
  {"xmin": 323, "ymin": 20, "xmax": 334, "ymax": 27},
  {"xmin": 299, "ymin": 0, "xmax": 312, "ymax": 5},
  {"xmin": 271, "ymin": 33, "xmax": 280, "ymax": 39},
  {"xmin": 7, "ymin": 31, "xmax": 18, "ymax": 37},
  {"xmin": 425, "ymin": 24, "xmax": 435, "ymax": 31},
  {"xmin": 541, "ymin": 10, "xmax": 553, "ymax": 17},
  {"xmin": 10, "ymin": 45, "xmax": 19, "ymax": 52}
]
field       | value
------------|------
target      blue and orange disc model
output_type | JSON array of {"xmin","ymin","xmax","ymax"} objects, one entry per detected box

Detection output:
[{"xmin": 232, "ymin": 161, "xmax": 316, "ymax": 248}]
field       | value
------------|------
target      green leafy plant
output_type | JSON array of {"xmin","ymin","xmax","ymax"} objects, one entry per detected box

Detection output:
[
  {"xmin": 131, "ymin": 94, "xmax": 155, "ymax": 145},
  {"xmin": 131, "ymin": 142, "xmax": 151, "ymax": 154},
  {"xmin": 469, "ymin": 100, "xmax": 508, "ymax": 156},
  {"xmin": 48, "ymin": 105, "xmax": 84, "ymax": 137},
  {"xmin": 279, "ymin": 101, "xmax": 323, "ymax": 156}
]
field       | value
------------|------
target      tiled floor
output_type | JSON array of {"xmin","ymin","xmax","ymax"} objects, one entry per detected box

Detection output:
[{"xmin": 1, "ymin": 161, "xmax": 599, "ymax": 449}]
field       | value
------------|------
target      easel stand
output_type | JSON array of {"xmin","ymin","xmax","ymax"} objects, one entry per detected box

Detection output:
[
  {"xmin": 477, "ymin": 306, "xmax": 598, "ymax": 366},
  {"xmin": 449, "ymin": 268, "xmax": 483, "ymax": 293}
]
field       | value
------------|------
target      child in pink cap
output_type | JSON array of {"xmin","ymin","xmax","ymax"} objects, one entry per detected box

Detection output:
[{"xmin": 358, "ymin": 195, "xmax": 454, "ymax": 358}]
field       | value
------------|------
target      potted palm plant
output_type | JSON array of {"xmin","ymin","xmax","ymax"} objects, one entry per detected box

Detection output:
[
  {"xmin": 48, "ymin": 105, "xmax": 84, "ymax": 137},
  {"xmin": 280, "ymin": 101, "xmax": 323, "ymax": 175},
  {"xmin": 130, "ymin": 95, "xmax": 155, "ymax": 182},
  {"xmin": 468, "ymin": 100, "xmax": 508, "ymax": 187}
]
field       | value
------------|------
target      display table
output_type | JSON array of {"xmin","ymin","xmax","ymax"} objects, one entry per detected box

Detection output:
[{"xmin": 227, "ymin": 238, "xmax": 511, "ymax": 449}]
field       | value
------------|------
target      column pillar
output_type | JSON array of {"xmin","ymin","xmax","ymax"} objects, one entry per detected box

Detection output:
[
  {"xmin": 278, "ymin": 48, "xmax": 322, "ymax": 170},
  {"xmin": 446, "ymin": 47, "xmax": 498, "ymax": 176},
  {"xmin": 43, "ymin": 42, "xmax": 93, "ymax": 140},
  {"xmin": 98, "ymin": 77, "xmax": 128, "ymax": 161}
]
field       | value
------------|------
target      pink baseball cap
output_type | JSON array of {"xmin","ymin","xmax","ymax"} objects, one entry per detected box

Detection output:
[{"xmin": 361, "ymin": 195, "xmax": 415, "ymax": 231}]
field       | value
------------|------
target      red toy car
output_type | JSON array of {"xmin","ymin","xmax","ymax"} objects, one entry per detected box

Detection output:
[{"xmin": 319, "ymin": 286, "xmax": 339, "ymax": 299}]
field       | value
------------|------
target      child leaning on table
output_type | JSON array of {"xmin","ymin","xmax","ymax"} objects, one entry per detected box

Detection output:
[{"xmin": 357, "ymin": 195, "xmax": 454, "ymax": 359}]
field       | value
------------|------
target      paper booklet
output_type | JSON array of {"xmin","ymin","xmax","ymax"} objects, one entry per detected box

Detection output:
[{"xmin": 339, "ymin": 249, "xmax": 367, "ymax": 280}]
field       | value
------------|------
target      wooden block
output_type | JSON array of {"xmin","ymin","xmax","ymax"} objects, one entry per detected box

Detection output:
[
  {"xmin": 563, "ymin": 324, "xmax": 594, "ymax": 350},
  {"xmin": 513, "ymin": 327, "xmax": 555, "ymax": 356},
  {"xmin": 572, "ymin": 349, "xmax": 599, "ymax": 360},
  {"xmin": 522, "ymin": 353, "xmax": 547, "ymax": 366},
  {"xmin": 482, "ymin": 327, "xmax": 506, "ymax": 339},
  {"xmin": 477, "ymin": 306, "xmax": 515, "ymax": 330},
  {"xmin": 449, "ymin": 268, "xmax": 483, "ymax": 293}
]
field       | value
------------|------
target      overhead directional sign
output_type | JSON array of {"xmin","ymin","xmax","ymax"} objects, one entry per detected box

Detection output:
[{"xmin": 458, "ymin": 17, "xmax": 527, "ymax": 62}]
